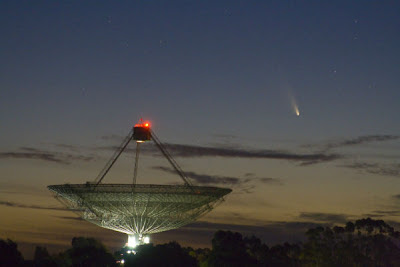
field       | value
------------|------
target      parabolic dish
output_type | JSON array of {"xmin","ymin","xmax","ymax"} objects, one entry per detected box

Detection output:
[{"xmin": 48, "ymin": 184, "xmax": 231, "ymax": 236}]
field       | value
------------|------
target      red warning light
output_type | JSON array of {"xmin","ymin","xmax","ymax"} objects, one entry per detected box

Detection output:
[
  {"xmin": 133, "ymin": 120, "xmax": 151, "ymax": 141},
  {"xmin": 134, "ymin": 119, "xmax": 151, "ymax": 128}
]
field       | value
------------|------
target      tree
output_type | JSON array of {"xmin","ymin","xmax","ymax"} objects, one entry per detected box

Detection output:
[
  {"xmin": 300, "ymin": 218, "xmax": 400, "ymax": 266},
  {"xmin": 124, "ymin": 242, "xmax": 197, "ymax": 267},
  {"xmin": 0, "ymin": 238, "xmax": 24, "ymax": 266},
  {"xmin": 244, "ymin": 235, "xmax": 269, "ymax": 265},
  {"xmin": 62, "ymin": 237, "xmax": 116, "ymax": 267},
  {"xmin": 206, "ymin": 230, "xmax": 256, "ymax": 267},
  {"xmin": 186, "ymin": 247, "xmax": 211, "ymax": 266},
  {"xmin": 34, "ymin": 246, "xmax": 56, "ymax": 266}
]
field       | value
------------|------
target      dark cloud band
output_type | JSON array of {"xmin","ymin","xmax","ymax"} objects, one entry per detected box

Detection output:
[
  {"xmin": 153, "ymin": 166, "xmax": 282, "ymax": 187},
  {"xmin": 162, "ymin": 143, "xmax": 340, "ymax": 165},
  {"xmin": 309, "ymin": 135, "xmax": 400, "ymax": 151},
  {"xmin": 154, "ymin": 166, "xmax": 243, "ymax": 185},
  {"xmin": 0, "ymin": 147, "xmax": 95, "ymax": 164},
  {"xmin": 340, "ymin": 162, "xmax": 400, "ymax": 177},
  {"xmin": 299, "ymin": 212, "xmax": 349, "ymax": 224},
  {"xmin": 0, "ymin": 200, "xmax": 68, "ymax": 211}
]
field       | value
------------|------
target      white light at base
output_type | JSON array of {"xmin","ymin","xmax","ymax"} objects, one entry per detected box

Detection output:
[
  {"xmin": 144, "ymin": 236, "xmax": 150, "ymax": 244},
  {"xmin": 127, "ymin": 235, "xmax": 137, "ymax": 248}
]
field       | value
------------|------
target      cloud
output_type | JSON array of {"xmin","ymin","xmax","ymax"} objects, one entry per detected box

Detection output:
[
  {"xmin": 0, "ymin": 200, "xmax": 68, "ymax": 211},
  {"xmin": 311, "ymin": 135, "xmax": 400, "ymax": 151},
  {"xmin": 55, "ymin": 215, "xmax": 84, "ymax": 221},
  {"xmin": 298, "ymin": 212, "xmax": 349, "ymax": 224},
  {"xmin": 341, "ymin": 162, "xmax": 400, "ymax": 177},
  {"xmin": 129, "ymin": 143, "xmax": 340, "ymax": 165},
  {"xmin": 362, "ymin": 198, "xmax": 400, "ymax": 219},
  {"xmin": 186, "ymin": 220, "xmax": 324, "ymax": 235},
  {"xmin": 99, "ymin": 143, "xmax": 340, "ymax": 165},
  {"xmin": 100, "ymin": 134, "xmax": 125, "ymax": 142},
  {"xmin": 156, "ymin": 220, "xmax": 325, "ymax": 247},
  {"xmin": 152, "ymin": 166, "xmax": 283, "ymax": 188},
  {"xmin": 52, "ymin": 143, "xmax": 82, "ymax": 152},
  {"xmin": 369, "ymin": 210, "xmax": 400, "ymax": 217},
  {"xmin": 95, "ymin": 135, "xmax": 342, "ymax": 165},
  {"xmin": 0, "ymin": 147, "xmax": 95, "ymax": 164},
  {"xmin": 0, "ymin": 151, "xmax": 67, "ymax": 164},
  {"xmin": 164, "ymin": 143, "xmax": 339, "ymax": 163},
  {"xmin": 235, "ymin": 185, "xmax": 257, "ymax": 194},
  {"xmin": 335, "ymin": 135, "xmax": 399, "ymax": 147},
  {"xmin": 362, "ymin": 213, "xmax": 385, "ymax": 218},
  {"xmin": 154, "ymin": 166, "xmax": 242, "ymax": 185}
]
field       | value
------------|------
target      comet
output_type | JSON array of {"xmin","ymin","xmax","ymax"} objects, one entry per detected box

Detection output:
[
  {"xmin": 288, "ymin": 92, "xmax": 300, "ymax": 117},
  {"xmin": 294, "ymin": 105, "xmax": 300, "ymax": 116}
]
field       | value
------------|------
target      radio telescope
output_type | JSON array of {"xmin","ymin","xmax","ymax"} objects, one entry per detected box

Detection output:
[{"xmin": 48, "ymin": 121, "xmax": 231, "ymax": 247}]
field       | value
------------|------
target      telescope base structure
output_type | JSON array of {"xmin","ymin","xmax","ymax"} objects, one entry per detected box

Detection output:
[
  {"xmin": 48, "ymin": 184, "xmax": 231, "ymax": 245},
  {"xmin": 127, "ymin": 234, "xmax": 150, "ymax": 248}
]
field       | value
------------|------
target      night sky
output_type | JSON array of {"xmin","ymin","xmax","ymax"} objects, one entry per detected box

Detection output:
[{"xmin": 1, "ymin": 1, "xmax": 400, "ymax": 258}]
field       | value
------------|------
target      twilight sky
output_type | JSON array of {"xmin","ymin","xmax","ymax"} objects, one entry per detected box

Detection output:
[{"xmin": 1, "ymin": 1, "xmax": 400, "ymax": 258}]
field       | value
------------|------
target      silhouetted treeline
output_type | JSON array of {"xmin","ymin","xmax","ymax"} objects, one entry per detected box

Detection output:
[{"xmin": 1, "ymin": 218, "xmax": 400, "ymax": 266}]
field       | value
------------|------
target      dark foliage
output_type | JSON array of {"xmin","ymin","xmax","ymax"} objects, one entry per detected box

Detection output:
[
  {"xmin": 122, "ymin": 241, "xmax": 197, "ymax": 267},
  {"xmin": 300, "ymin": 218, "xmax": 400, "ymax": 266},
  {"xmin": 53, "ymin": 237, "xmax": 116, "ymax": 267},
  {"xmin": 0, "ymin": 239, "xmax": 24, "ymax": 266},
  {"xmin": 33, "ymin": 246, "xmax": 56, "ymax": 267},
  {"xmin": 206, "ymin": 230, "xmax": 256, "ymax": 266},
  {"xmin": 3, "ymin": 218, "xmax": 400, "ymax": 266},
  {"xmin": 198, "ymin": 218, "xmax": 400, "ymax": 266}
]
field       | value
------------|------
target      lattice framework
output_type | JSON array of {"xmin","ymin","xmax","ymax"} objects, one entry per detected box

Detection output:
[{"xmin": 48, "ymin": 184, "xmax": 231, "ymax": 235}]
